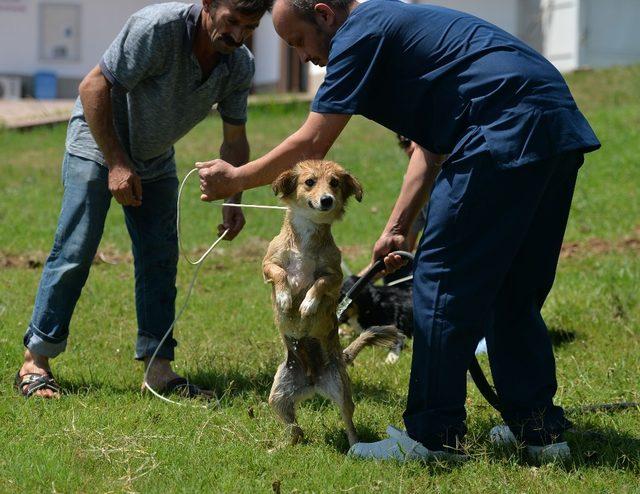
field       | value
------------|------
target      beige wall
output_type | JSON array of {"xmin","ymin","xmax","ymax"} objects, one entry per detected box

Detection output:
[
  {"xmin": 0, "ymin": 1, "xmax": 158, "ymax": 81},
  {"xmin": 0, "ymin": 0, "xmax": 283, "ymax": 98}
]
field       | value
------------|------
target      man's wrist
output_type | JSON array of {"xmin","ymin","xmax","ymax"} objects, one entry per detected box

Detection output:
[
  {"xmin": 384, "ymin": 220, "xmax": 409, "ymax": 238},
  {"xmin": 232, "ymin": 163, "xmax": 250, "ymax": 192},
  {"xmin": 106, "ymin": 154, "xmax": 132, "ymax": 171}
]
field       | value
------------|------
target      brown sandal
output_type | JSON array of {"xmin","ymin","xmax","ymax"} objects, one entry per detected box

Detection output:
[{"xmin": 15, "ymin": 371, "xmax": 61, "ymax": 398}]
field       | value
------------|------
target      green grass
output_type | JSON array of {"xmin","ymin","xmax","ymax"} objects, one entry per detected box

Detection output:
[{"xmin": 1, "ymin": 65, "xmax": 639, "ymax": 493}]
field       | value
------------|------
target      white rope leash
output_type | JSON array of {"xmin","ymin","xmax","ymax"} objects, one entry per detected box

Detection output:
[
  {"xmin": 385, "ymin": 274, "xmax": 413, "ymax": 286},
  {"xmin": 143, "ymin": 168, "xmax": 286, "ymax": 407},
  {"xmin": 177, "ymin": 168, "xmax": 287, "ymax": 265}
]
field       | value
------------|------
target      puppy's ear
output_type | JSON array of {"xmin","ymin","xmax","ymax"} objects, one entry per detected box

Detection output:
[
  {"xmin": 342, "ymin": 172, "xmax": 363, "ymax": 202},
  {"xmin": 272, "ymin": 169, "xmax": 298, "ymax": 198}
]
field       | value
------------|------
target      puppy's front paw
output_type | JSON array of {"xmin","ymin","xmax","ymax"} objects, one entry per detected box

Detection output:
[
  {"xmin": 299, "ymin": 293, "xmax": 319, "ymax": 317},
  {"xmin": 276, "ymin": 290, "xmax": 292, "ymax": 311}
]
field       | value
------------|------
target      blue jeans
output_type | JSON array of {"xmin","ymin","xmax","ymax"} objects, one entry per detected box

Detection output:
[
  {"xmin": 405, "ymin": 147, "xmax": 580, "ymax": 449},
  {"xmin": 24, "ymin": 152, "xmax": 179, "ymax": 360}
]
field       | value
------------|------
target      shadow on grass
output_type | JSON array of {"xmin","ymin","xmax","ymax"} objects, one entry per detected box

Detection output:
[
  {"xmin": 56, "ymin": 377, "xmax": 135, "ymax": 397},
  {"xmin": 548, "ymin": 327, "xmax": 577, "ymax": 347},
  {"xmin": 567, "ymin": 422, "xmax": 640, "ymax": 471},
  {"xmin": 488, "ymin": 422, "xmax": 640, "ymax": 472},
  {"xmin": 323, "ymin": 423, "xmax": 381, "ymax": 453},
  {"xmin": 48, "ymin": 364, "xmax": 275, "ymax": 400},
  {"xmin": 353, "ymin": 379, "xmax": 404, "ymax": 404},
  {"xmin": 188, "ymin": 366, "xmax": 274, "ymax": 400},
  {"xmin": 47, "ymin": 362, "xmax": 402, "ymax": 408},
  {"xmin": 188, "ymin": 364, "xmax": 404, "ymax": 405}
]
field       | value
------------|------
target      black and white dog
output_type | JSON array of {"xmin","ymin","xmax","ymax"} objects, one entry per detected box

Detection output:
[{"xmin": 338, "ymin": 275, "xmax": 413, "ymax": 364}]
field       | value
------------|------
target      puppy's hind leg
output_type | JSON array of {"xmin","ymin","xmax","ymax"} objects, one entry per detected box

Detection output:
[
  {"xmin": 318, "ymin": 365, "xmax": 358, "ymax": 447},
  {"xmin": 269, "ymin": 360, "xmax": 311, "ymax": 445}
]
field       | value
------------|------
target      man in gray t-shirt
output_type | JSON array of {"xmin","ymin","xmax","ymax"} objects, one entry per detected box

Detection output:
[{"xmin": 16, "ymin": 0, "xmax": 272, "ymax": 399}]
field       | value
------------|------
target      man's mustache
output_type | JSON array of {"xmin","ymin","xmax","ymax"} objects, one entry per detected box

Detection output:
[{"xmin": 220, "ymin": 34, "xmax": 242, "ymax": 48}]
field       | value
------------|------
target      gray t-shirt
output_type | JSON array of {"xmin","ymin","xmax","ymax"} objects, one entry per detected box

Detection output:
[{"xmin": 65, "ymin": 2, "xmax": 254, "ymax": 181}]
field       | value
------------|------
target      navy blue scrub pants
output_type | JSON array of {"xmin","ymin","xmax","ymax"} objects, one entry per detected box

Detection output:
[{"xmin": 405, "ymin": 147, "xmax": 582, "ymax": 450}]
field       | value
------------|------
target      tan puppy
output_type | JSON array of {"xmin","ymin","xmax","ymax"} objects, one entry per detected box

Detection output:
[{"xmin": 263, "ymin": 160, "xmax": 397, "ymax": 446}]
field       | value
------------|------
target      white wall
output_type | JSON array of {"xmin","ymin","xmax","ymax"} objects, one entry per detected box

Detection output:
[
  {"xmin": 580, "ymin": 0, "xmax": 640, "ymax": 69},
  {"xmin": 0, "ymin": 0, "xmax": 283, "ymax": 94},
  {"xmin": 427, "ymin": 0, "xmax": 640, "ymax": 72},
  {"xmin": 251, "ymin": 12, "xmax": 280, "ymax": 86},
  {"xmin": 0, "ymin": 0, "xmax": 156, "ymax": 79}
]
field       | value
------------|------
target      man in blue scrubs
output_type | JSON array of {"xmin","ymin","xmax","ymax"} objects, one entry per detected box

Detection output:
[{"xmin": 197, "ymin": 0, "xmax": 600, "ymax": 461}]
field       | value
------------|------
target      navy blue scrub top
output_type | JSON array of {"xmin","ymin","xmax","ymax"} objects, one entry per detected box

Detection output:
[{"xmin": 312, "ymin": 0, "xmax": 601, "ymax": 167}]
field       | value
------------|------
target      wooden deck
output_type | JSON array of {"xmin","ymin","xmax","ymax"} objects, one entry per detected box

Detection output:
[
  {"xmin": 0, "ymin": 93, "xmax": 312, "ymax": 130},
  {"xmin": 0, "ymin": 99, "xmax": 76, "ymax": 129}
]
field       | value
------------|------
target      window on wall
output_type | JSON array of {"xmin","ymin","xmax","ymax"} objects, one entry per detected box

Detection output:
[{"xmin": 39, "ymin": 3, "xmax": 81, "ymax": 61}]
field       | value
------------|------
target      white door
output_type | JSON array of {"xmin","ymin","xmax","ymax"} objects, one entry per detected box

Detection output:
[{"xmin": 541, "ymin": 0, "xmax": 580, "ymax": 71}]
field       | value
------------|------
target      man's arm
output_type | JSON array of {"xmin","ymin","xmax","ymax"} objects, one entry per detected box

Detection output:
[
  {"xmin": 216, "ymin": 121, "xmax": 250, "ymax": 240},
  {"xmin": 79, "ymin": 65, "xmax": 142, "ymax": 207},
  {"xmin": 372, "ymin": 146, "xmax": 445, "ymax": 271},
  {"xmin": 198, "ymin": 112, "xmax": 351, "ymax": 201}
]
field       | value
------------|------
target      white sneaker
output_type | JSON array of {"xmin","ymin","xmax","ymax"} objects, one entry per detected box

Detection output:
[
  {"xmin": 348, "ymin": 425, "xmax": 467, "ymax": 462},
  {"xmin": 490, "ymin": 425, "xmax": 571, "ymax": 462}
]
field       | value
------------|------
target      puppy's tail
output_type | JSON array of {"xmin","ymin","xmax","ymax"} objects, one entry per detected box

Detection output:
[{"xmin": 342, "ymin": 325, "xmax": 398, "ymax": 365}]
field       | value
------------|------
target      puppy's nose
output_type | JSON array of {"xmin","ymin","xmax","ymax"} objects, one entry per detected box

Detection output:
[{"xmin": 320, "ymin": 194, "xmax": 334, "ymax": 210}]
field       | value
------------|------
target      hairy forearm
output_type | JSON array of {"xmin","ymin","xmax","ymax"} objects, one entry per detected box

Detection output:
[
  {"xmin": 237, "ymin": 130, "xmax": 326, "ymax": 191},
  {"xmin": 79, "ymin": 67, "xmax": 128, "ymax": 169},
  {"xmin": 235, "ymin": 112, "xmax": 349, "ymax": 191},
  {"xmin": 197, "ymin": 113, "xmax": 348, "ymax": 202},
  {"xmin": 384, "ymin": 148, "xmax": 444, "ymax": 236}
]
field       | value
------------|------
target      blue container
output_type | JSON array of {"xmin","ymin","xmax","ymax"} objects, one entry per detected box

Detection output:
[{"xmin": 34, "ymin": 71, "xmax": 57, "ymax": 99}]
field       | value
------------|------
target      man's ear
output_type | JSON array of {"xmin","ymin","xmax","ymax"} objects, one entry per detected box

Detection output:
[
  {"xmin": 272, "ymin": 168, "xmax": 298, "ymax": 198},
  {"xmin": 314, "ymin": 3, "xmax": 336, "ymax": 28},
  {"xmin": 341, "ymin": 171, "xmax": 363, "ymax": 202}
]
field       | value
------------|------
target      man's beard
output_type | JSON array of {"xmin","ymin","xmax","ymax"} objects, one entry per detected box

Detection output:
[{"xmin": 313, "ymin": 23, "xmax": 331, "ymax": 66}]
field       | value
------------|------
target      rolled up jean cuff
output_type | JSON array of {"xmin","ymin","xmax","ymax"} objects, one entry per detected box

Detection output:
[
  {"xmin": 135, "ymin": 333, "xmax": 177, "ymax": 361},
  {"xmin": 23, "ymin": 324, "xmax": 68, "ymax": 358}
]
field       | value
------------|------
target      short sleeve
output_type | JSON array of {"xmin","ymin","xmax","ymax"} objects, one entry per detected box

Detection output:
[
  {"xmin": 100, "ymin": 14, "xmax": 166, "ymax": 92},
  {"xmin": 217, "ymin": 51, "xmax": 254, "ymax": 125},
  {"xmin": 312, "ymin": 33, "xmax": 385, "ymax": 115}
]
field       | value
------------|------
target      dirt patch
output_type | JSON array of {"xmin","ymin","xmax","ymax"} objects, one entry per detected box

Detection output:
[
  {"xmin": 3, "ymin": 229, "xmax": 639, "ymax": 269},
  {"xmin": 340, "ymin": 244, "xmax": 368, "ymax": 258},
  {"xmin": 0, "ymin": 250, "xmax": 134, "ymax": 269},
  {"xmin": 0, "ymin": 236, "xmax": 272, "ymax": 270},
  {"xmin": 560, "ymin": 229, "xmax": 640, "ymax": 260},
  {"xmin": 1, "ymin": 252, "xmax": 48, "ymax": 269},
  {"xmin": 231, "ymin": 236, "xmax": 270, "ymax": 259}
]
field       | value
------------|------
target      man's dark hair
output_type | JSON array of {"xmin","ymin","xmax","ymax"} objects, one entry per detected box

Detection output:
[
  {"xmin": 226, "ymin": 0, "xmax": 275, "ymax": 16},
  {"xmin": 289, "ymin": 0, "xmax": 352, "ymax": 23}
]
